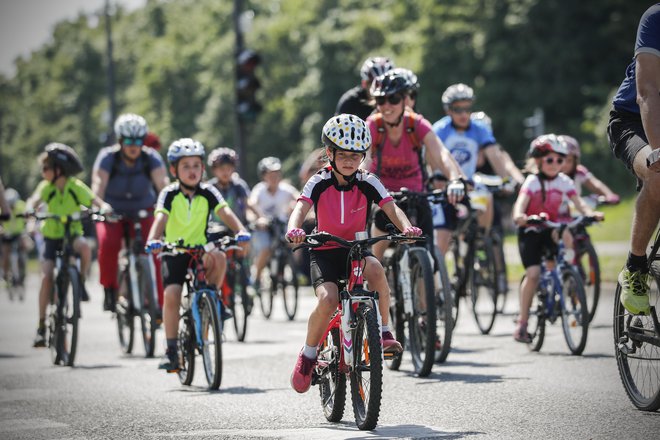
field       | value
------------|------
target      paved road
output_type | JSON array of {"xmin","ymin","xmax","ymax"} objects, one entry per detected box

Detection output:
[{"xmin": 0, "ymin": 268, "xmax": 658, "ymax": 439}]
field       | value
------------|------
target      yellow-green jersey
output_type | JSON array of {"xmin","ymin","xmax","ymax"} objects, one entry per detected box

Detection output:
[
  {"xmin": 35, "ymin": 178, "xmax": 95, "ymax": 239},
  {"xmin": 155, "ymin": 181, "xmax": 228, "ymax": 246},
  {"xmin": 1, "ymin": 199, "xmax": 26, "ymax": 236}
]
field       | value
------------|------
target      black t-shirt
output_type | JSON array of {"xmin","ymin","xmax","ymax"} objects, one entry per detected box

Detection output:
[{"xmin": 335, "ymin": 86, "xmax": 375, "ymax": 121}]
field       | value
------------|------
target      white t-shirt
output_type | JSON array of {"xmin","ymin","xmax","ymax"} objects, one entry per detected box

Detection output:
[{"xmin": 249, "ymin": 181, "xmax": 298, "ymax": 221}]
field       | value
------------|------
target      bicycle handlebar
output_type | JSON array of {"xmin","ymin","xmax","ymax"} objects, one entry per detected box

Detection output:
[
  {"xmin": 389, "ymin": 188, "xmax": 447, "ymax": 204},
  {"xmin": 524, "ymin": 215, "xmax": 601, "ymax": 231},
  {"xmin": 293, "ymin": 231, "xmax": 425, "ymax": 252}
]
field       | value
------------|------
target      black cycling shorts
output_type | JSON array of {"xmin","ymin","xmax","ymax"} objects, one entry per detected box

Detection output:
[
  {"xmin": 310, "ymin": 247, "xmax": 373, "ymax": 290},
  {"xmin": 43, "ymin": 237, "xmax": 82, "ymax": 261},
  {"xmin": 608, "ymin": 108, "xmax": 648, "ymax": 189},
  {"xmin": 161, "ymin": 253, "xmax": 193, "ymax": 287},
  {"xmin": 517, "ymin": 227, "xmax": 557, "ymax": 269}
]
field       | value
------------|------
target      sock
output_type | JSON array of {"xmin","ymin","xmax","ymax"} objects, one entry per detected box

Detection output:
[
  {"xmin": 381, "ymin": 325, "xmax": 390, "ymax": 333},
  {"xmin": 166, "ymin": 338, "xmax": 177, "ymax": 355},
  {"xmin": 302, "ymin": 344, "xmax": 317, "ymax": 360},
  {"xmin": 626, "ymin": 252, "xmax": 648, "ymax": 273}
]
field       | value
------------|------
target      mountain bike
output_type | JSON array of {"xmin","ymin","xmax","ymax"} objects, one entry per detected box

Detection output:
[
  {"xmin": 156, "ymin": 240, "xmax": 229, "ymax": 390},
  {"xmin": 523, "ymin": 215, "xmax": 591, "ymax": 355},
  {"xmin": 296, "ymin": 231, "xmax": 414, "ymax": 430},
  {"xmin": 220, "ymin": 236, "xmax": 252, "ymax": 342},
  {"xmin": 258, "ymin": 217, "xmax": 299, "ymax": 320},
  {"xmin": 385, "ymin": 189, "xmax": 452, "ymax": 376},
  {"xmin": 613, "ymin": 225, "xmax": 660, "ymax": 411},
  {"xmin": 25, "ymin": 211, "xmax": 86, "ymax": 366},
  {"xmin": 94, "ymin": 211, "xmax": 160, "ymax": 358}
]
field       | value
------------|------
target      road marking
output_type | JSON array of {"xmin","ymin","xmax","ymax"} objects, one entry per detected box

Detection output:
[{"xmin": 0, "ymin": 418, "xmax": 68, "ymax": 432}]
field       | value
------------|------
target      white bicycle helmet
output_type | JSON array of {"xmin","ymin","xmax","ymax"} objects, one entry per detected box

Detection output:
[
  {"xmin": 4, "ymin": 188, "xmax": 19, "ymax": 207},
  {"xmin": 558, "ymin": 135, "xmax": 581, "ymax": 158},
  {"xmin": 360, "ymin": 57, "xmax": 395, "ymax": 82},
  {"xmin": 257, "ymin": 156, "xmax": 282, "ymax": 174},
  {"xmin": 114, "ymin": 113, "xmax": 148, "ymax": 139},
  {"xmin": 442, "ymin": 83, "xmax": 475, "ymax": 109},
  {"xmin": 167, "ymin": 138, "xmax": 206, "ymax": 164},
  {"xmin": 529, "ymin": 134, "xmax": 568, "ymax": 158},
  {"xmin": 322, "ymin": 114, "xmax": 371, "ymax": 153},
  {"xmin": 471, "ymin": 111, "xmax": 492, "ymax": 130},
  {"xmin": 391, "ymin": 67, "xmax": 419, "ymax": 92}
]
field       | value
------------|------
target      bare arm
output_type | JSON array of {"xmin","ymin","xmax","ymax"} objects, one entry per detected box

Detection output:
[
  {"xmin": 287, "ymin": 200, "xmax": 311, "ymax": 231},
  {"xmin": 147, "ymin": 211, "xmax": 168, "ymax": 242},
  {"xmin": 92, "ymin": 168, "xmax": 110, "ymax": 200},
  {"xmin": 637, "ymin": 52, "xmax": 660, "ymax": 154},
  {"xmin": 150, "ymin": 166, "xmax": 169, "ymax": 193},
  {"xmin": 512, "ymin": 192, "xmax": 531, "ymax": 226},
  {"xmin": 489, "ymin": 145, "xmax": 525, "ymax": 185},
  {"xmin": 216, "ymin": 205, "xmax": 249, "ymax": 234},
  {"xmin": 570, "ymin": 193, "xmax": 604, "ymax": 220},
  {"xmin": 583, "ymin": 175, "xmax": 618, "ymax": 199},
  {"xmin": 483, "ymin": 146, "xmax": 510, "ymax": 179},
  {"xmin": 380, "ymin": 200, "xmax": 413, "ymax": 232},
  {"xmin": 423, "ymin": 131, "xmax": 465, "ymax": 181}
]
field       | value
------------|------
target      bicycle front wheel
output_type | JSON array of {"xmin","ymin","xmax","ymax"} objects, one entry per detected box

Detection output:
[
  {"xmin": 407, "ymin": 248, "xmax": 436, "ymax": 377},
  {"xmin": 280, "ymin": 253, "xmax": 299, "ymax": 321},
  {"xmin": 613, "ymin": 264, "xmax": 660, "ymax": 411},
  {"xmin": 116, "ymin": 269, "xmax": 135, "ymax": 355},
  {"xmin": 350, "ymin": 304, "xmax": 383, "ymax": 431},
  {"xmin": 137, "ymin": 256, "xmax": 158, "ymax": 358},
  {"xmin": 199, "ymin": 291, "xmax": 223, "ymax": 390},
  {"xmin": 433, "ymin": 248, "xmax": 453, "ymax": 364},
  {"xmin": 576, "ymin": 241, "xmax": 600, "ymax": 323},
  {"xmin": 469, "ymin": 236, "xmax": 498, "ymax": 335},
  {"xmin": 177, "ymin": 312, "xmax": 195, "ymax": 386},
  {"xmin": 522, "ymin": 275, "xmax": 546, "ymax": 352},
  {"xmin": 384, "ymin": 254, "xmax": 403, "ymax": 371},
  {"xmin": 231, "ymin": 262, "xmax": 250, "ymax": 342},
  {"xmin": 258, "ymin": 267, "xmax": 275, "ymax": 319},
  {"xmin": 318, "ymin": 327, "xmax": 346, "ymax": 422},
  {"xmin": 56, "ymin": 267, "xmax": 81, "ymax": 366},
  {"xmin": 560, "ymin": 267, "xmax": 589, "ymax": 355}
]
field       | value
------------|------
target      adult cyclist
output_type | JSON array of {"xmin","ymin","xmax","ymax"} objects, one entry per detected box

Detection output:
[
  {"xmin": 335, "ymin": 56, "xmax": 395, "ymax": 120},
  {"xmin": 92, "ymin": 113, "xmax": 169, "ymax": 312}
]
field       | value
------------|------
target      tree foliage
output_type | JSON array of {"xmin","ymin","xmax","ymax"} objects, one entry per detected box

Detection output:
[{"xmin": 0, "ymin": 0, "xmax": 649, "ymax": 197}]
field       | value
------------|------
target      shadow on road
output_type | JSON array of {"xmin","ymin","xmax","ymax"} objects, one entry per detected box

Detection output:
[
  {"xmin": 416, "ymin": 371, "xmax": 513, "ymax": 385},
  {"xmin": 320, "ymin": 422, "xmax": 483, "ymax": 439},
  {"xmin": 0, "ymin": 352, "xmax": 21, "ymax": 359},
  {"xmin": 169, "ymin": 385, "xmax": 269, "ymax": 395}
]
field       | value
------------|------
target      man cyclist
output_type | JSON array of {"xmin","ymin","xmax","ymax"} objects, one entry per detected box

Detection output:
[
  {"xmin": 335, "ymin": 56, "xmax": 395, "ymax": 120},
  {"xmin": 92, "ymin": 113, "xmax": 169, "ymax": 312},
  {"xmin": 607, "ymin": 4, "xmax": 660, "ymax": 315}
]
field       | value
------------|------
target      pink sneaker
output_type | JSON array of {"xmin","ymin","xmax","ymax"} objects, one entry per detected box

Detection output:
[
  {"xmin": 290, "ymin": 351, "xmax": 316, "ymax": 393},
  {"xmin": 382, "ymin": 331, "xmax": 403, "ymax": 353}
]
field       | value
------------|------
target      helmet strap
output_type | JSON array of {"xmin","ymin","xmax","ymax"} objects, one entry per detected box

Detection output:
[{"xmin": 385, "ymin": 104, "xmax": 405, "ymax": 128}]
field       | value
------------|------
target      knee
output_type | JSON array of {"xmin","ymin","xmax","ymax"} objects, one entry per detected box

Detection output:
[{"xmin": 316, "ymin": 291, "xmax": 338, "ymax": 314}]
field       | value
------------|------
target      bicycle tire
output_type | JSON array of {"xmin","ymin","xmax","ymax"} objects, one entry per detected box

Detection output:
[
  {"xmin": 407, "ymin": 248, "xmax": 436, "ymax": 377},
  {"xmin": 560, "ymin": 267, "xmax": 589, "ymax": 355},
  {"xmin": 384, "ymin": 255, "xmax": 404, "ymax": 371},
  {"xmin": 177, "ymin": 312, "xmax": 195, "ymax": 386},
  {"xmin": 281, "ymin": 252, "xmax": 299, "ymax": 321},
  {"xmin": 522, "ymin": 275, "xmax": 546, "ymax": 352},
  {"xmin": 576, "ymin": 241, "xmax": 600, "ymax": 323},
  {"xmin": 447, "ymin": 238, "xmax": 463, "ymax": 325},
  {"xmin": 613, "ymin": 264, "xmax": 660, "ymax": 411},
  {"xmin": 491, "ymin": 228, "xmax": 508, "ymax": 314},
  {"xmin": 137, "ymin": 256, "xmax": 158, "ymax": 358},
  {"xmin": 199, "ymin": 291, "xmax": 223, "ymax": 390},
  {"xmin": 231, "ymin": 261, "xmax": 250, "ymax": 342},
  {"xmin": 47, "ymin": 288, "xmax": 60, "ymax": 365},
  {"xmin": 350, "ymin": 304, "xmax": 383, "ymax": 431},
  {"xmin": 433, "ymin": 248, "xmax": 453, "ymax": 364},
  {"xmin": 116, "ymin": 269, "xmax": 135, "ymax": 355},
  {"xmin": 259, "ymin": 266, "xmax": 275, "ymax": 319},
  {"xmin": 469, "ymin": 235, "xmax": 498, "ymax": 335},
  {"xmin": 59, "ymin": 267, "xmax": 81, "ymax": 366},
  {"xmin": 318, "ymin": 326, "xmax": 346, "ymax": 422}
]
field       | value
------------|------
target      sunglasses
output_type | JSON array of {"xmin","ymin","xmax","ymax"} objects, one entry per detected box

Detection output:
[
  {"xmin": 449, "ymin": 106, "xmax": 472, "ymax": 114},
  {"xmin": 543, "ymin": 156, "xmax": 564, "ymax": 165},
  {"xmin": 375, "ymin": 94, "xmax": 403, "ymax": 106},
  {"xmin": 122, "ymin": 137, "xmax": 144, "ymax": 146}
]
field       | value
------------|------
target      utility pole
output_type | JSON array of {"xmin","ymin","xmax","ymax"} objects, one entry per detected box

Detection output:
[
  {"xmin": 104, "ymin": 0, "xmax": 117, "ymax": 145},
  {"xmin": 233, "ymin": 0, "xmax": 247, "ymax": 177}
]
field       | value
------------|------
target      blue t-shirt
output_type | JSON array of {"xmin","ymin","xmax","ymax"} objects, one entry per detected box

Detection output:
[
  {"xmin": 612, "ymin": 4, "xmax": 660, "ymax": 114},
  {"xmin": 93, "ymin": 145, "xmax": 165, "ymax": 215},
  {"xmin": 432, "ymin": 117, "xmax": 496, "ymax": 178}
]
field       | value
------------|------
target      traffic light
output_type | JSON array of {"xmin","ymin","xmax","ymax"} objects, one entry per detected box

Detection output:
[{"xmin": 236, "ymin": 49, "xmax": 262, "ymax": 122}]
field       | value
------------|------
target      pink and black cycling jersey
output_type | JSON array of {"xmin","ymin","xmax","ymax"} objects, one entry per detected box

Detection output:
[
  {"xmin": 520, "ymin": 173, "xmax": 577, "ymax": 222},
  {"xmin": 299, "ymin": 167, "xmax": 393, "ymax": 250}
]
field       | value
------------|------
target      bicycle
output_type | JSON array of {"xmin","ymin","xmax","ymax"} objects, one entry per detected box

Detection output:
[
  {"xmin": 385, "ymin": 189, "xmax": 453, "ymax": 376},
  {"xmin": 257, "ymin": 217, "xmax": 299, "ymax": 320},
  {"xmin": 94, "ymin": 210, "xmax": 161, "ymax": 358},
  {"xmin": 2, "ymin": 233, "xmax": 27, "ymax": 301},
  {"xmin": 295, "ymin": 231, "xmax": 414, "ymax": 431},
  {"xmin": 523, "ymin": 215, "xmax": 591, "ymax": 355},
  {"xmin": 24, "ymin": 211, "xmax": 87, "ymax": 366},
  {"xmin": 219, "ymin": 234, "xmax": 252, "ymax": 342},
  {"xmin": 154, "ymin": 240, "xmax": 231, "ymax": 390},
  {"xmin": 613, "ymin": 226, "xmax": 660, "ymax": 411}
]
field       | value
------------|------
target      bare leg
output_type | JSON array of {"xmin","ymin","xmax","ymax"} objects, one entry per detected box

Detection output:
[
  {"xmin": 163, "ymin": 285, "xmax": 183, "ymax": 340},
  {"xmin": 630, "ymin": 146, "xmax": 660, "ymax": 256},
  {"xmin": 305, "ymin": 282, "xmax": 339, "ymax": 346}
]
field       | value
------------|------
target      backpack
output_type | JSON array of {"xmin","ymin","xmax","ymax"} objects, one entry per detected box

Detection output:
[{"xmin": 372, "ymin": 110, "xmax": 427, "ymax": 183}]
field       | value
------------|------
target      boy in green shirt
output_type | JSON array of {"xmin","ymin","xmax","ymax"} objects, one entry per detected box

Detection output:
[
  {"xmin": 28, "ymin": 143, "xmax": 110, "ymax": 347},
  {"xmin": 147, "ymin": 138, "xmax": 250, "ymax": 372}
]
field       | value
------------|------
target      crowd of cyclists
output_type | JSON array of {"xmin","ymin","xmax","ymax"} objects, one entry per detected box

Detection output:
[{"xmin": 2, "ymin": 7, "xmax": 659, "ymax": 411}]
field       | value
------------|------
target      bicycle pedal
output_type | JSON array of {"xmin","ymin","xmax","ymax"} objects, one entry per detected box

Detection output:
[{"xmin": 384, "ymin": 351, "xmax": 401, "ymax": 360}]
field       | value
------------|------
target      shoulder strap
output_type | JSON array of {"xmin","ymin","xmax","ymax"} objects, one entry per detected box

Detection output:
[
  {"xmin": 109, "ymin": 149, "xmax": 151, "ymax": 180},
  {"xmin": 404, "ymin": 111, "xmax": 423, "ymax": 151}
]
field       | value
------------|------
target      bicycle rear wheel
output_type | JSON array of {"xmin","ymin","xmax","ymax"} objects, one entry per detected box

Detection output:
[
  {"xmin": 522, "ymin": 275, "xmax": 546, "ymax": 352},
  {"xmin": 199, "ymin": 291, "xmax": 223, "ymax": 390},
  {"xmin": 446, "ymin": 238, "xmax": 463, "ymax": 326},
  {"xmin": 258, "ymin": 267, "xmax": 275, "ymax": 319},
  {"xmin": 433, "ymin": 248, "xmax": 453, "ymax": 364},
  {"xmin": 281, "ymin": 253, "xmax": 299, "ymax": 321},
  {"xmin": 576, "ymin": 241, "xmax": 600, "ymax": 323},
  {"xmin": 470, "ymin": 236, "xmax": 498, "ymax": 335},
  {"xmin": 407, "ymin": 248, "xmax": 436, "ymax": 377},
  {"xmin": 177, "ymin": 312, "xmax": 195, "ymax": 385},
  {"xmin": 350, "ymin": 304, "xmax": 383, "ymax": 431},
  {"xmin": 137, "ymin": 256, "xmax": 158, "ymax": 358},
  {"xmin": 613, "ymin": 264, "xmax": 660, "ymax": 411},
  {"xmin": 116, "ymin": 269, "xmax": 135, "ymax": 355},
  {"xmin": 231, "ymin": 262, "xmax": 250, "ymax": 342},
  {"xmin": 318, "ymin": 326, "xmax": 346, "ymax": 422},
  {"xmin": 57, "ymin": 267, "xmax": 81, "ymax": 366},
  {"xmin": 560, "ymin": 267, "xmax": 589, "ymax": 355}
]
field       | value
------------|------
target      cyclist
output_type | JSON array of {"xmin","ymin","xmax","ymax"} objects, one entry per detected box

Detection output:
[
  {"xmin": 0, "ymin": 188, "xmax": 30, "ymax": 289},
  {"xmin": 286, "ymin": 114, "xmax": 422, "ymax": 393},
  {"xmin": 608, "ymin": 4, "xmax": 660, "ymax": 316},
  {"xmin": 335, "ymin": 56, "xmax": 395, "ymax": 120},
  {"xmin": 248, "ymin": 156, "xmax": 298, "ymax": 289},
  {"xmin": 206, "ymin": 147, "xmax": 252, "ymax": 230},
  {"xmin": 390, "ymin": 67, "xmax": 420, "ymax": 111},
  {"xmin": 27, "ymin": 143, "xmax": 111, "ymax": 347},
  {"xmin": 366, "ymin": 70, "xmax": 465, "ymax": 261},
  {"xmin": 92, "ymin": 113, "xmax": 169, "ymax": 312},
  {"xmin": 511, "ymin": 134, "xmax": 603, "ymax": 342},
  {"xmin": 146, "ymin": 138, "xmax": 250, "ymax": 372}
]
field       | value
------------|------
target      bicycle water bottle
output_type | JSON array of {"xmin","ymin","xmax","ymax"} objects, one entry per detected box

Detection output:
[{"xmin": 399, "ymin": 249, "xmax": 413, "ymax": 314}]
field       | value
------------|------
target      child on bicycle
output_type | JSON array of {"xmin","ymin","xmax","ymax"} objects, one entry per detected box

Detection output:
[
  {"xmin": 146, "ymin": 138, "xmax": 250, "ymax": 373},
  {"xmin": 512, "ymin": 134, "xmax": 603, "ymax": 343},
  {"xmin": 286, "ymin": 114, "xmax": 422, "ymax": 393},
  {"xmin": 0, "ymin": 188, "xmax": 31, "ymax": 288},
  {"xmin": 27, "ymin": 143, "xmax": 111, "ymax": 348}
]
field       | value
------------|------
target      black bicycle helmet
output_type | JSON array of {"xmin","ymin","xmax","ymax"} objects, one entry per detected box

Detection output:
[
  {"xmin": 370, "ymin": 71, "xmax": 411, "ymax": 98},
  {"xmin": 45, "ymin": 143, "xmax": 83, "ymax": 176}
]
